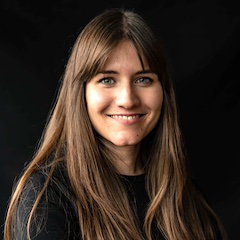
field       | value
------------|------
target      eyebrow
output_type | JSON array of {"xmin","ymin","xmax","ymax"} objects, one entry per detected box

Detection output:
[{"xmin": 97, "ymin": 70, "xmax": 156, "ymax": 75}]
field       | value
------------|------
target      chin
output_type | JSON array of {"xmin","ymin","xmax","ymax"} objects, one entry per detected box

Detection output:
[{"xmin": 111, "ymin": 139, "xmax": 141, "ymax": 147}]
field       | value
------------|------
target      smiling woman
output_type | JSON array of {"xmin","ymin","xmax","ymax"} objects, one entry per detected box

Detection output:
[
  {"xmin": 86, "ymin": 41, "xmax": 163, "ymax": 153},
  {"xmin": 4, "ymin": 8, "xmax": 227, "ymax": 240},
  {"xmin": 86, "ymin": 41, "xmax": 163, "ymax": 175}
]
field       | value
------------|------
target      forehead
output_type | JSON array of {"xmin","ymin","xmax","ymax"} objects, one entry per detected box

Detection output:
[{"xmin": 102, "ymin": 40, "xmax": 149, "ymax": 70}]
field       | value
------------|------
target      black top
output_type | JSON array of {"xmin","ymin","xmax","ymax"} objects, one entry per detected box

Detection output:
[
  {"xmin": 15, "ymin": 167, "xmax": 80, "ymax": 239},
  {"xmin": 13, "ymin": 166, "xmax": 164, "ymax": 239},
  {"xmin": 13, "ymin": 166, "xmax": 222, "ymax": 240},
  {"xmin": 121, "ymin": 174, "xmax": 164, "ymax": 240},
  {"xmin": 121, "ymin": 174, "xmax": 150, "ymax": 228}
]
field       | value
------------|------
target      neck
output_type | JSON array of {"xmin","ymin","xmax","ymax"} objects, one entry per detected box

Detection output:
[
  {"xmin": 102, "ymin": 139, "xmax": 143, "ymax": 176},
  {"xmin": 115, "ymin": 145, "xmax": 143, "ymax": 176}
]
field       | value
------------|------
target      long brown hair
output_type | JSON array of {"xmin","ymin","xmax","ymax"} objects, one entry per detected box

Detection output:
[{"xmin": 4, "ymin": 8, "xmax": 227, "ymax": 240}]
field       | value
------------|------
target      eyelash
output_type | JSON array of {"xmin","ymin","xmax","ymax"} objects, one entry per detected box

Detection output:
[
  {"xmin": 99, "ymin": 78, "xmax": 115, "ymax": 85},
  {"xmin": 135, "ymin": 77, "xmax": 153, "ymax": 84},
  {"xmin": 99, "ymin": 77, "xmax": 153, "ymax": 85}
]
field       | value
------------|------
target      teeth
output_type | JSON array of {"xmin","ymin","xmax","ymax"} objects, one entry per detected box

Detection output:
[{"xmin": 111, "ymin": 115, "xmax": 140, "ymax": 120}]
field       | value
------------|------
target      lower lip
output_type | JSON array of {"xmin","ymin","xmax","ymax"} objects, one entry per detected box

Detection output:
[{"xmin": 109, "ymin": 115, "xmax": 144, "ymax": 125}]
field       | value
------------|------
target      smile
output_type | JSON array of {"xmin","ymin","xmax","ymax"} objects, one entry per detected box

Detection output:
[{"xmin": 109, "ymin": 114, "xmax": 143, "ymax": 120}]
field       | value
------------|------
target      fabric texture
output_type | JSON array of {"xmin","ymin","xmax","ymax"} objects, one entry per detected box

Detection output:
[
  {"xmin": 14, "ymin": 165, "xmax": 165, "ymax": 239},
  {"xmin": 14, "ymin": 166, "xmax": 80, "ymax": 239},
  {"xmin": 13, "ymin": 165, "xmax": 221, "ymax": 239}
]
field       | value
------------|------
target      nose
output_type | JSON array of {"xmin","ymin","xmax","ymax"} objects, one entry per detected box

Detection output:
[{"xmin": 115, "ymin": 84, "xmax": 140, "ymax": 109}]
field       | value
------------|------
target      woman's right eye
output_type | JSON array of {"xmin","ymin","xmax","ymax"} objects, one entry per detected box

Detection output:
[{"xmin": 99, "ymin": 78, "xmax": 115, "ymax": 85}]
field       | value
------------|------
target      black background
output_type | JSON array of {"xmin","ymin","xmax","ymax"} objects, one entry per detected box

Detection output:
[{"xmin": 1, "ymin": 0, "xmax": 240, "ymax": 239}]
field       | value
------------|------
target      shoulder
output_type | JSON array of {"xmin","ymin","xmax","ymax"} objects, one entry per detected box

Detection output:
[
  {"xmin": 189, "ymin": 178, "xmax": 228, "ymax": 240},
  {"xmin": 21, "ymin": 163, "xmax": 75, "ymax": 204},
  {"xmin": 14, "ymin": 164, "xmax": 80, "ymax": 239},
  {"xmin": 18, "ymin": 162, "xmax": 76, "ymax": 213}
]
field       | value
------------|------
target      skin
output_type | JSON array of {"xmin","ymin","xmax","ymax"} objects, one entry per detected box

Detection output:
[{"xmin": 86, "ymin": 40, "xmax": 163, "ymax": 175}]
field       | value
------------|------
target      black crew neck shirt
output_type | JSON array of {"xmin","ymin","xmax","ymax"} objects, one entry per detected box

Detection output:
[
  {"xmin": 14, "ymin": 168, "xmax": 166, "ymax": 239},
  {"xmin": 121, "ymin": 174, "xmax": 165, "ymax": 240},
  {"xmin": 121, "ymin": 174, "xmax": 149, "ymax": 227}
]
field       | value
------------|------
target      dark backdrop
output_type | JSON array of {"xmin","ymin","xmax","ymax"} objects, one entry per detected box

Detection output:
[{"xmin": 1, "ymin": 0, "xmax": 239, "ymax": 239}]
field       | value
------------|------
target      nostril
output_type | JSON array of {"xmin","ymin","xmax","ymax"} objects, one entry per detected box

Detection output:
[{"xmin": 115, "ymin": 90, "xmax": 140, "ymax": 108}]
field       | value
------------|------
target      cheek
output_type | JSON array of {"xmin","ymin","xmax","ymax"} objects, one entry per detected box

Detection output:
[
  {"xmin": 148, "ymin": 87, "xmax": 163, "ymax": 112},
  {"xmin": 86, "ymin": 88, "xmax": 110, "ymax": 114}
]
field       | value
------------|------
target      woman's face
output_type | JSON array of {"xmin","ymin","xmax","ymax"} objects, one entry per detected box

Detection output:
[{"xmin": 86, "ymin": 40, "xmax": 163, "ymax": 147}]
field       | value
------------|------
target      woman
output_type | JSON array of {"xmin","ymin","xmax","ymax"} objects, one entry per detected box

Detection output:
[{"xmin": 4, "ymin": 8, "xmax": 227, "ymax": 240}]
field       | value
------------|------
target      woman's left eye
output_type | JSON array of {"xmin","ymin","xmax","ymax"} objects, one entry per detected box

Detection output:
[{"xmin": 135, "ymin": 77, "xmax": 152, "ymax": 85}]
